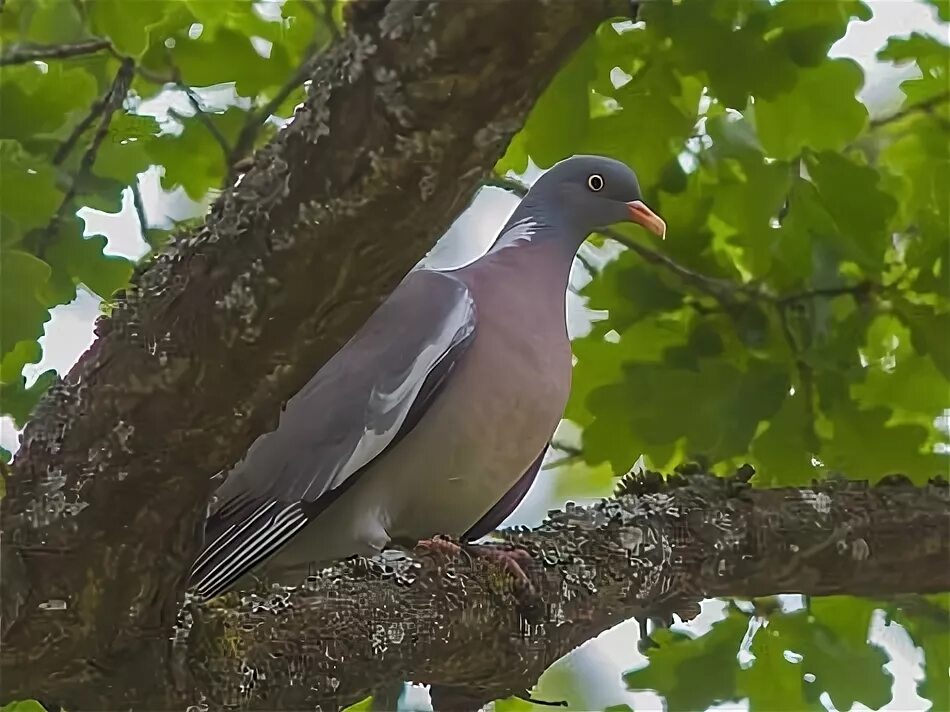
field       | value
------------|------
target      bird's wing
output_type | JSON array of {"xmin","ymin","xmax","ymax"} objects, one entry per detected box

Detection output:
[{"xmin": 190, "ymin": 269, "xmax": 476, "ymax": 598}]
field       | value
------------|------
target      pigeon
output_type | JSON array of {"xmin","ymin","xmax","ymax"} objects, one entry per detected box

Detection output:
[{"xmin": 190, "ymin": 154, "xmax": 666, "ymax": 599}]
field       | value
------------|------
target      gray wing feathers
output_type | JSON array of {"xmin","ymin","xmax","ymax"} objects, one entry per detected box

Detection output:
[{"xmin": 190, "ymin": 270, "xmax": 476, "ymax": 598}]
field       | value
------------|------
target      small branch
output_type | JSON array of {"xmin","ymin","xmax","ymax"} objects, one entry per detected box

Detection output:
[
  {"xmin": 488, "ymin": 175, "xmax": 742, "ymax": 304},
  {"xmin": 134, "ymin": 64, "xmax": 175, "ymax": 85},
  {"xmin": 488, "ymin": 179, "xmax": 882, "ymax": 311},
  {"xmin": 601, "ymin": 226, "xmax": 743, "ymax": 304},
  {"xmin": 225, "ymin": 8, "xmax": 335, "ymax": 186},
  {"xmin": 777, "ymin": 304, "xmax": 818, "ymax": 451},
  {"xmin": 0, "ymin": 38, "xmax": 111, "ymax": 66},
  {"xmin": 168, "ymin": 63, "xmax": 233, "ymax": 161},
  {"xmin": 52, "ymin": 87, "xmax": 111, "ymax": 166},
  {"xmin": 131, "ymin": 180, "xmax": 149, "ymax": 244},
  {"xmin": 869, "ymin": 90, "xmax": 950, "ymax": 130},
  {"xmin": 39, "ymin": 58, "xmax": 135, "ymax": 257},
  {"xmin": 775, "ymin": 281, "xmax": 875, "ymax": 306}
]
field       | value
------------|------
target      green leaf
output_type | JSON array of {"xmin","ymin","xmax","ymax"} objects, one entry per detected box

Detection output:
[
  {"xmin": 0, "ymin": 62, "xmax": 99, "ymax": 142},
  {"xmin": 755, "ymin": 59, "xmax": 868, "ymax": 160},
  {"xmin": 93, "ymin": 113, "xmax": 161, "ymax": 185},
  {"xmin": 0, "ymin": 701, "xmax": 48, "ymax": 712},
  {"xmin": 767, "ymin": 0, "xmax": 871, "ymax": 67},
  {"xmin": 625, "ymin": 606, "xmax": 749, "ymax": 711},
  {"xmin": 852, "ymin": 316, "xmax": 949, "ymax": 422},
  {"xmin": 340, "ymin": 695, "xmax": 373, "ymax": 712},
  {"xmin": 642, "ymin": 0, "xmax": 798, "ymax": 107},
  {"xmin": 879, "ymin": 114, "xmax": 950, "ymax": 236},
  {"xmin": 805, "ymin": 150, "xmax": 897, "ymax": 272},
  {"xmin": 184, "ymin": 0, "xmax": 236, "ymax": 26},
  {"xmin": 892, "ymin": 597, "xmax": 950, "ymax": 711},
  {"xmin": 87, "ymin": 0, "xmax": 172, "ymax": 57},
  {"xmin": 758, "ymin": 598, "xmax": 892, "ymax": 711},
  {"xmin": 169, "ymin": 26, "xmax": 294, "ymax": 97},
  {"xmin": 518, "ymin": 35, "xmax": 596, "ymax": 169},
  {"xmin": 822, "ymin": 404, "xmax": 946, "ymax": 483},
  {"xmin": 145, "ymin": 107, "xmax": 247, "ymax": 199},
  {"xmin": 924, "ymin": 0, "xmax": 950, "ymax": 22},
  {"xmin": 878, "ymin": 32, "xmax": 950, "ymax": 106},
  {"xmin": 0, "ymin": 340, "xmax": 42, "ymax": 383},
  {"xmin": 0, "ymin": 368, "xmax": 57, "ymax": 426},
  {"xmin": 751, "ymin": 393, "xmax": 817, "ymax": 486},
  {"xmin": 893, "ymin": 301, "xmax": 950, "ymax": 382},
  {"xmin": 0, "ymin": 141, "xmax": 64, "ymax": 240},
  {"xmin": 9, "ymin": 0, "xmax": 88, "ymax": 43},
  {"xmin": 583, "ymin": 251, "xmax": 685, "ymax": 331},
  {"xmin": 0, "ymin": 250, "xmax": 52, "ymax": 358},
  {"xmin": 587, "ymin": 355, "xmax": 788, "ymax": 470},
  {"xmin": 45, "ymin": 232, "xmax": 134, "ymax": 301}
]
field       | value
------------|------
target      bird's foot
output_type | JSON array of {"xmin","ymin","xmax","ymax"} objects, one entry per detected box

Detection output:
[
  {"xmin": 414, "ymin": 534, "xmax": 464, "ymax": 558},
  {"xmin": 415, "ymin": 537, "xmax": 539, "ymax": 612},
  {"xmin": 462, "ymin": 543, "xmax": 535, "ymax": 598}
]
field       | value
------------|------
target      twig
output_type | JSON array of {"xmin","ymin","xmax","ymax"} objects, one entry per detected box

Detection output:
[
  {"xmin": 869, "ymin": 90, "xmax": 950, "ymax": 130},
  {"xmin": 52, "ymin": 88, "xmax": 111, "ymax": 165},
  {"xmin": 776, "ymin": 281, "xmax": 874, "ymax": 306},
  {"xmin": 131, "ymin": 180, "xmax": 149, "ymax": 244},
  {"xmin": 0, "ymin": 38, "xmax": 111, "ymax": 66},
  {"xmin": 322, "ymin": 0, "xmax": 342, "ymax": 39},
  {"xmin": 134, "ymin": 64, "xmax": 175, "ymax": 85},
  {"xmin": 515, "ymin": 692, "xmax": 568, "ymax": 707},
  {"xmin": 225, "ymin": 7, "xmax": 334, "ymax": 186},
  {"xmin": 777, "ymin": 304, "xmax": 818, "ymax": 451},
  {"xmin": 601, "ymin": 226, "xmax": 742, "ymax": 304},
  {"xmin": 168, "ymin": 64, "xmax": 232, "ymax": 161},
  {"xmin": 489, "ymin": 174, "xmax": 879, "ymax": 311},
  {"xmin": 39, "ymin": 58, "xmax": 134, "ymax": 257}
]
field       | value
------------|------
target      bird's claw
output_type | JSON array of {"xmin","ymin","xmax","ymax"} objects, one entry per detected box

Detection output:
[{"xmin": 415, "ymin": 537, "xmax": 538, "ymax": 609}]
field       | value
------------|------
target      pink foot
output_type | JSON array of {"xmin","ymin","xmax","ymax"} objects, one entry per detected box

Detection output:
[{"xmin": 415, "ymin": 536, "xmax": 536, "ymax": 602}]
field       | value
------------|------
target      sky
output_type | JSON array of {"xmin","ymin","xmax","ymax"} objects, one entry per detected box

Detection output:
[{"xmin": 2, "ymin": 2, "xmax": 946, "ymax": 710}]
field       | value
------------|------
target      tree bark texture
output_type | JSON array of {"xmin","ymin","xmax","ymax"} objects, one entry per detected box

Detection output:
[{"xmin": 1, "ymin": 0, "xmax": 623, "ymax": 701}]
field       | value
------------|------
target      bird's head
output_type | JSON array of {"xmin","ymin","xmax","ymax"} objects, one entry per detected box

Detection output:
[{"xmin": 528, "ymin": 155, "xmax": 666, "ymax": 239}]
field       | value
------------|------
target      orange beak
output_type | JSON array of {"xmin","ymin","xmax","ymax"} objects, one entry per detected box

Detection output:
[{"xmin": 627, "ymin": 200, "xmax": 666, "ymax": 239}]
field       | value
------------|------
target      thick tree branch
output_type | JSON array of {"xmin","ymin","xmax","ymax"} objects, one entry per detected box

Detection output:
[
  {"xmin": 1, "ymin": 0, "xmax": 622, "ymax": 702},
  {"xmin": 13, "ymin": 469, "xmax": 945, "ymax": 709}
]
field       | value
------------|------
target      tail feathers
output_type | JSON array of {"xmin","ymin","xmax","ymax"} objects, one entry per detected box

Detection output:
[{"xmin": 190, "ymin": 499, "xmax": 309, "ymax": 600}]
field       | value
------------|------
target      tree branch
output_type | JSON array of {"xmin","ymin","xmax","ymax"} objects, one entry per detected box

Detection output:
[
  {"xmin": 868, "ymin": 90, "xmax": 950, "ymax": 130},
  {"xmin": 0, "ymin": 38, "xmax": 111, "ymax": 66},
  {"xmin": 14, "ymin": 468, "xmax": 945, "ymax": 709},
  {"xmin": 1, "ymin": 0, "xmax": 621, "ymax": 702},
  {"xmin": 167, "ymin": 62, "xmax": 234, "ymax": 163},
  {"xmin": 38, "ymin": 57, "xmax": 134, "ymax": 257}
]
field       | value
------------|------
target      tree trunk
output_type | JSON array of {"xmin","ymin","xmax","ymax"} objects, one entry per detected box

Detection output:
[{"xmin": 1, "ymin": 0, "xmax": 620, "ymax": 704}]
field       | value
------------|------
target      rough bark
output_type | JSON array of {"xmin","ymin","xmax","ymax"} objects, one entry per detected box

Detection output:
[
  {"xmin": 18, "ymin": 469, "xmax": 949, "ymax": 710},
  {"xmin": 0, "ymin": 0, "xmax": 622, "ymax": 702}
]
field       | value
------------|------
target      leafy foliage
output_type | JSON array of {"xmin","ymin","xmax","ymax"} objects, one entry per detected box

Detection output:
[
  {"xmin": 625, "ymin": 599, "xmax": 894, "ymax": 712},
  {"xmin": 496, "ymin": 0, "xmax": 950, "ymax": 488},
  {"xmin": 0, "ymin": 0, "xmax": 336, "ymax": 425}
]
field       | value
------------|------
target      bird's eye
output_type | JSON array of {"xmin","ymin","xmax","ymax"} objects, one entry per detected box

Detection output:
[{"xmin": 587, "ymin": 174, "xmax": 604, "ymax": 192}]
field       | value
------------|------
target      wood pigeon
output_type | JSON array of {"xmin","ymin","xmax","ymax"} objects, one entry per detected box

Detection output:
[{"xmin": 190, "ymin": 155, "xmax": 666, "ymax": 600}]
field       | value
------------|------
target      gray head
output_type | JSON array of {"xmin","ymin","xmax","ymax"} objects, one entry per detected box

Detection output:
[{"xmin": 515, "ymin": 155, "xmax": 666, "ymax": 239}]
